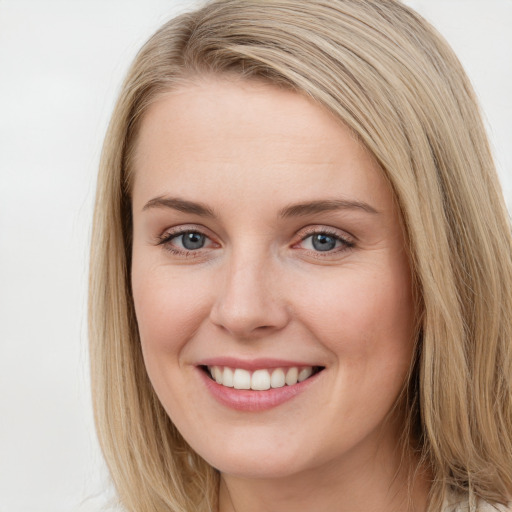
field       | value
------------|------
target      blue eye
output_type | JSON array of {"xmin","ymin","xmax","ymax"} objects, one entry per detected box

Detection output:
[
  {"xmin": 299, "ymin": 230, "xmax": 352, "ymax": 253},
  {"xmin": 179, "ymin": 232, "xmax": 206, "ymax": 250},
  {"xmin": 157, "ymin": 229, "xmax": 213, "ymax": 254},
  {"xmin": 311, "ymin": 233, "xmax": 337, "ymax": 251}
]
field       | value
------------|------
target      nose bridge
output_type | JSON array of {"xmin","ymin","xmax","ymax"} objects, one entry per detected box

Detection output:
[{"xmin": 210, "ymin": 241, "xmax": 288, "ymax": 337}]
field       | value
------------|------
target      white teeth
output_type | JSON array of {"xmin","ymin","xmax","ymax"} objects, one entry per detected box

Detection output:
[
  {"xmin": 285, "ymin": 367, "xmax": 299, "ymax": 386},
  {"xmin": 270, "ymin": 368, "xmax": 286, "ymax": 388},
  {"xmin": 207, "ymin": 365, "xmax": 318, "ymax": 390},
  {"xmin": 223, "ymin": 367, "xmax": 234, "ymax": 387},
  {"xmin": 251, "ymin": 369, "xmax": 271, "ymax": 390},
  {"xmin": 298, "ymin": 367, "xmax": 313, "ymax": 382},
  {"xmin": 233, "ymin": 369, "xmax": 251, "ymax": 390},
  {"xmin": 213, "ymin": 366, "xmax": 222, "ymax": 384}
]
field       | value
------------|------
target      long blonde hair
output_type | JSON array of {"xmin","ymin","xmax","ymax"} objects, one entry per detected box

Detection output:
[{"xmin": 89, "ymin": 1, "xmax": 512, "ymax": 510}]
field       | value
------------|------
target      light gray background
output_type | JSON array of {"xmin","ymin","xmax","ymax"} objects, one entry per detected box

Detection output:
[{"xmin": 0, "ymin": 1, "xmax": 511, "ymax": 511}]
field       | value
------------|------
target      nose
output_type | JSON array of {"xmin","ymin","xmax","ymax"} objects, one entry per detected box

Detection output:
[{"xmin": 209, "ymin": 249, "xmax": 290, "ymax": 339}]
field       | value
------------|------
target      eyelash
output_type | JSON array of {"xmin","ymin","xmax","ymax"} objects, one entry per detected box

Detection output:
[
  {"xmin": 296, "ymin": 227, "xmax": 355, "ymax": 257},
  {"xmin": 156, "ymin": 227, "xmax": 216, "ymax": 257},
  {"xmin": 156, "ymin": 226, "xmax": 355, "ymax": 257}
]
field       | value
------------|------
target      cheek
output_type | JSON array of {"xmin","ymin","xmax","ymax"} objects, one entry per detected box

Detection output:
[
  {"xmin": 131, "ymin": 265, "xmax": 213, "ymax": 355},
  {"xmin": 292, "ymin": 263, "xmax": 415, "ymax": 367},
  {"xmin": 131, "ymin": 266, "xmax": 216, "ymax": 418}
]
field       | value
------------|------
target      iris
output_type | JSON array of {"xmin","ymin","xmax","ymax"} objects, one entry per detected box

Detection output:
[
  {"xmin": 181, "ymin": 232, "xmax": 205, "ymax": 250},
  {"xmin": 312, "ymin": 233, "xmax": 337, "ymax": 251}
]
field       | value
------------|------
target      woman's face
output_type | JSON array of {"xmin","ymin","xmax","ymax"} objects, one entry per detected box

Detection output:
[{"xmin": 131, "ymin": 77, "xmax": 416, "ymax": 479}]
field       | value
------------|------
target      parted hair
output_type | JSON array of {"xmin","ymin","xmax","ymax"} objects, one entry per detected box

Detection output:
[{"xmin": 89, "ymin": 1, "xmax": 512, "ymax": 511}]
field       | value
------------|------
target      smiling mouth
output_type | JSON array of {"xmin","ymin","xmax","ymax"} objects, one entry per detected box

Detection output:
[{"xmin": 202, "ymin": 365, "xmax": 324, "ymax": 390}]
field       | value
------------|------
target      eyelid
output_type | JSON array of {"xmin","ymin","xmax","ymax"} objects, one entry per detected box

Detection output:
[
  {"xmin": 295, "ymin": 225, "xmax": 355, "ymax": 244},
  {"xmin": 156, "ymin": 224, "xmax": 214, "ymax": 242}
]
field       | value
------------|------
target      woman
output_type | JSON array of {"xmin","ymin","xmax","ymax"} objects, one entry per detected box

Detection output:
[{"xmin": 89, "ymin": 1, "xmax": 512, "ymax": 511}]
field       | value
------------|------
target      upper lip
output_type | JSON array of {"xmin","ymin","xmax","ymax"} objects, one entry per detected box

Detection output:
[{"xmin": 197, "ymin": 357, "xmax": 324, "ymax": 371}]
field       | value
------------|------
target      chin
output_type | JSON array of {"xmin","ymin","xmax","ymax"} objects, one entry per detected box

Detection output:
[
  {"xmin": 198, "ymin": 442, "xmax": 317, "ymax": 480},
  {"xmin": 212, "ymin": 460, "xmax": 302, "ymax": 480}
]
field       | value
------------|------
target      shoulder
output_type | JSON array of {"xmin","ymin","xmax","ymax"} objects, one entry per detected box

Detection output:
[
  {"xmin": 443, "ymin": 490, "xmax": 512, "ymax": 512},
  {"xmin": 477, "ymin": 501, "xmax": 512, "ymax": 512},
  {"xmin": 484, "ymin": 503, "xmax": 512, "ymax": 512}
]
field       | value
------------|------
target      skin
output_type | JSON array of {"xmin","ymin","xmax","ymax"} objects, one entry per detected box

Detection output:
[{"xmin": 130, "ymin": 76, "xmax": 427, "ymax": 512}]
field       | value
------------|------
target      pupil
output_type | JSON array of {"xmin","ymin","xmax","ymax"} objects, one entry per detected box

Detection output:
[
  {"xmin": 182, "ymin": 232, "xmax": 205, "ymax": 250},
  {"xmin": 312, "ymin": 234, "xmax": 336, "ymax": 251}
]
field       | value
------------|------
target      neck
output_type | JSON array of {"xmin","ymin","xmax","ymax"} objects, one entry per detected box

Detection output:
[{"xmin": 218, "ymin": 443, "xmax": 430, "ymax": 512}]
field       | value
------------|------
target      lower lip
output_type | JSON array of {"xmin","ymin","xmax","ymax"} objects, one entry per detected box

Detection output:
[{"xmin": 198, "ymin": 368, "xmax": 321, "ymax": 412}]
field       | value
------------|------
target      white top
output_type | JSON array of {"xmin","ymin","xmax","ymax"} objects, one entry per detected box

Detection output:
[{"xmin": 443, "ymin": 490, "xmax": 512, "ymax": 511}]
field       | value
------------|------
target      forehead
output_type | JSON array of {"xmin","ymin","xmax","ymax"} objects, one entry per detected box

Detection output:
[{"xmin": 131, "ymin": 77, "xmax": 391, "ymax": 215}]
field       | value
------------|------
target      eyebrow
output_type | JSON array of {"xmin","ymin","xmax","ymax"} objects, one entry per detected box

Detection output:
[
  {"xmin": 141, "ymin": 196, "xmax": 378, "ymax": 218},
  {"xmin": 142, "ymin": 196, "xmax": 215, "ymax": 217},
  {"xmin": 279, "ymin": 199, "xmax": 379, "ymax": 217}
]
